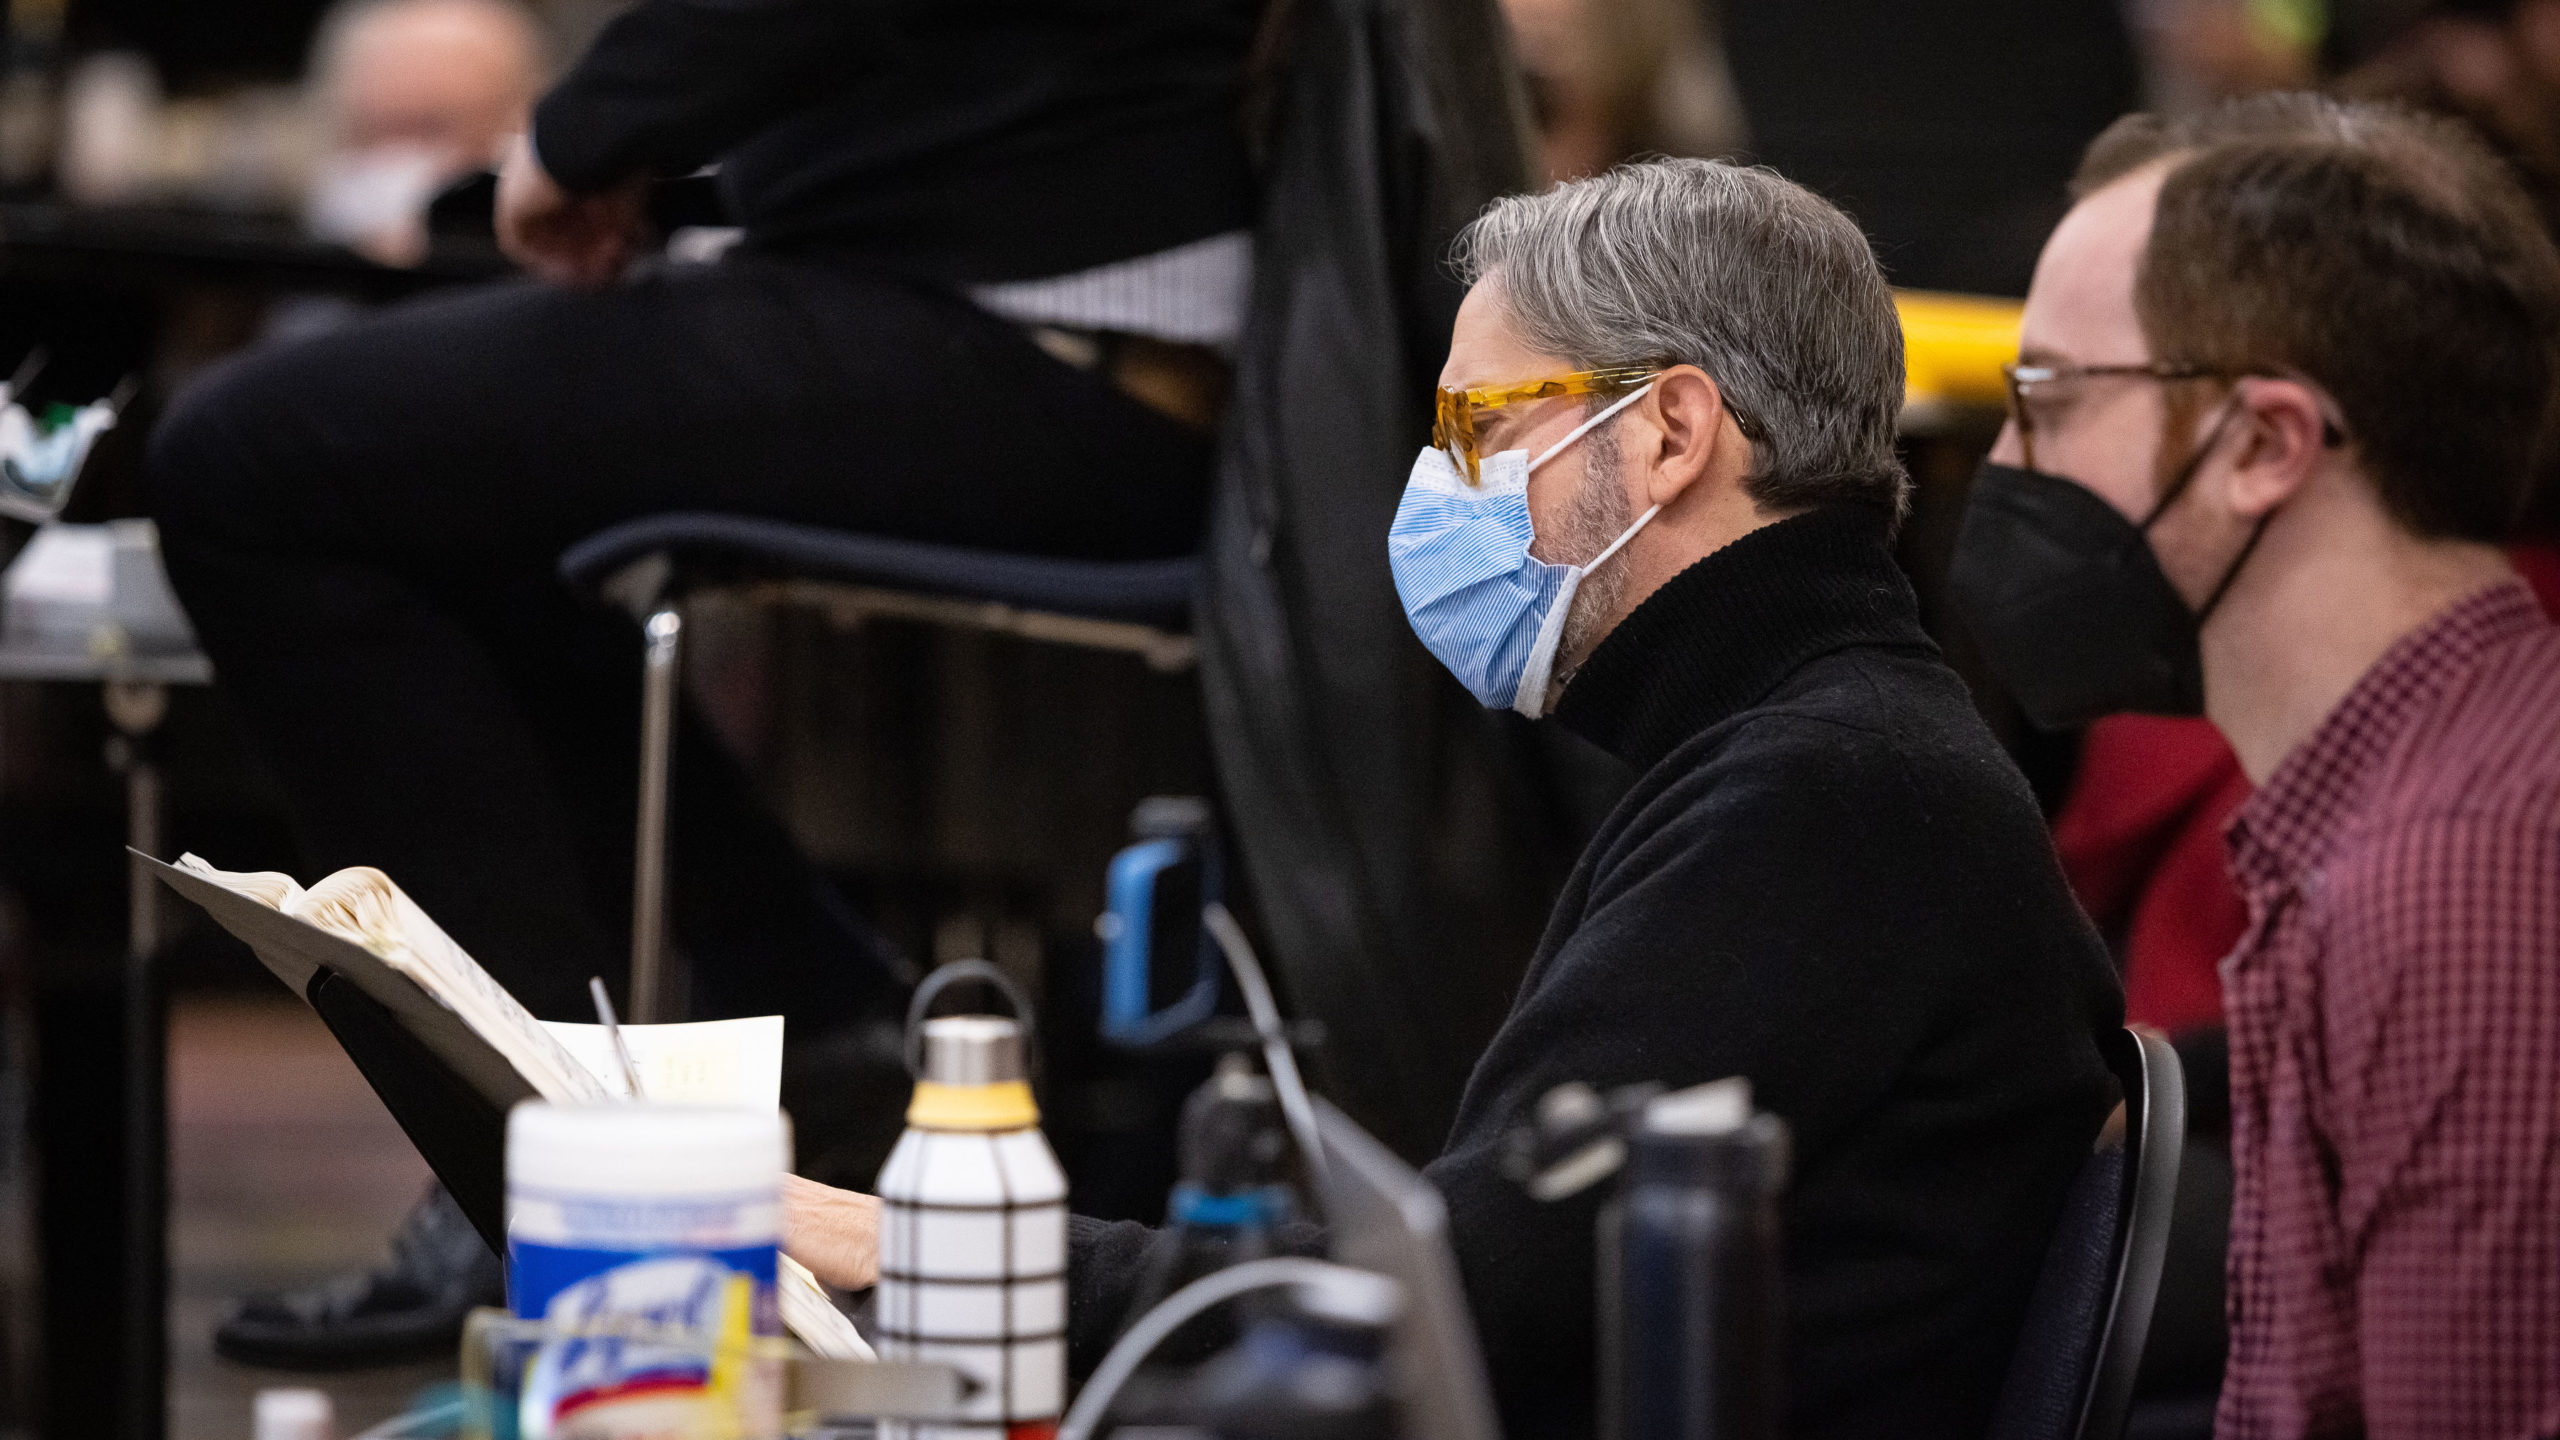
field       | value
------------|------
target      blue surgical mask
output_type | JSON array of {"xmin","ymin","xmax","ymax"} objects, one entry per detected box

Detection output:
[{"xmin": 1389, "ymin": 384, "xmax": 1659, "ymax": 717}]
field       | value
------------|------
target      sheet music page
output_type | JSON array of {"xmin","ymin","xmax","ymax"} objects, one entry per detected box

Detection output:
[
  {"xmin": 170, "ymin": 855, "xmax": 868, "ymax": 1359},
  {"xmin": 290, "ymin": 867, "xmax": 608, "ymax": 1104},
  {"xmin": 175, "ymin": 854, "xmax": 307, "ymax": 912},
  {"xmin": 780, "ymin": 1254, "xmax": 875, "ymax": 1359},
  {"xmin": 541, "ymin": 1016, "xmax": 784, "ymax": 1107}
]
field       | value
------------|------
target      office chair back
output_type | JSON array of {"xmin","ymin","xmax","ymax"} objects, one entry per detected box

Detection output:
[{"xmin": 1988, "ymin": 1026, "xmax": 2187, "ymax": 1440}]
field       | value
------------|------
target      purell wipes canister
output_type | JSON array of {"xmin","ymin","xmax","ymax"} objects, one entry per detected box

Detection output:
[
  {"xmin": 506, "ymin": 1103, "xmax": 789, "ymax": 1440},
  {"xmin": 876, "ymin": 1011, "xmax": 1068, "ymax": 1440}
]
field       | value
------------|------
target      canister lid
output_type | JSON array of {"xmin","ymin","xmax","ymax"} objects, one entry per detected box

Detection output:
[
  {"xmin": 506, "ymin": 1102, "xmax": 790, "ymax": 1197},
  {"xmin": 1644, "ymin": 1077, "xmax": 1750, "ymax": 1136},
  {"xmin": 1630, "ymin": 1079, "xmax": 1790, "ymax": 1195},
  {"xmin": 253, "ymin": 1388, "xmax": 332, "ymax": 1440},
  {"xmin": 919, "ymin": 1015, "xmax": 1024, "ymax": 1087}
]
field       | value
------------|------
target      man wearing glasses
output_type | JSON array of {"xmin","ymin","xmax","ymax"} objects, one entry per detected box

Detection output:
[
  {"xmin": 1950, "ymin": 94, "xmax": 2560, "ymax": 1439},
  {"xmin": 788, "ymin": 158, "xmax": 2125, "ymax": 1440}
]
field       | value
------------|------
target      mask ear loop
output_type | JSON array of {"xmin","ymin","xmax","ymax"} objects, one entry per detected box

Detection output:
[
  {"xmin": 1508, "ymin": 387, "xmax": 1667, "ymax": 719},
  {"xmin": 2140, "ymin": 394, "xmax": 2271, "ymax": 625},
  {"xmin": 2193, "ymin": 514, "xmax": 2272, "ymax": 624},
  {"xmin": 1533, "ymin": 378, "xmax": 1666, "ymax": 584},
  {"xmin": 1528, "ymin": 382, "xmax": 1656, "ymax": 474},
  {"xmin": 2138, "ymin": 397, "xmax": 2241, "ymax": 532},
  {"xmin": 1509, "ymin": 498, "xmax": 1662, "ymax": 719},
  {"xmin": 1582, "ymin": 499, "xmax": 1663, "ymax": 574}
]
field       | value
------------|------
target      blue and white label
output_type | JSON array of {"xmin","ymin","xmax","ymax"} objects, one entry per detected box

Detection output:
[
  {"xmin": 509, "ymin": 1240, "xmax": 778, "ymax": 1327},
  {"xmin": 506, "ymin": 1189, "xmax": 782, "ymax": 1440},
  {"xmin": 509, "ymin": 1186, "xmax": 780, "ymax": 1326}
]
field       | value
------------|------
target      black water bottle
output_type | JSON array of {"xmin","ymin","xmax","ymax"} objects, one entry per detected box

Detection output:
[{"xmin": 1597, "ymin": 1082, "xmax": 1790, "ymax": 1440}]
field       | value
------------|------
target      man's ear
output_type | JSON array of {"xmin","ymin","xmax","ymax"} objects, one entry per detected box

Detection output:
[
  {"xmin": 1638, "ymin": 365, "xmax": 1735, "ymax": 509},
  {"xmin": 2223, "ymin": 376, "xmax": 2333, "ymax": 519}
]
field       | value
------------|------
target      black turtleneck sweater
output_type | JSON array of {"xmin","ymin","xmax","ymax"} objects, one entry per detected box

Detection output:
[{"xmin": 1066, "ymin": 505, "xmax": 2123, "ymax": 1439}]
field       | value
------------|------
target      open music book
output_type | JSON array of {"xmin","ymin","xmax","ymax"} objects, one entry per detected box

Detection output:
[{"xmin": 148, "ymin": 852, "xmax": 870, "ymax": 1360}]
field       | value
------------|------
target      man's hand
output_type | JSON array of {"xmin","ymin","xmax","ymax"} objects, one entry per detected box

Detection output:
[
  {"xmin": 783, "ymin": 1174, "xmax": 882, "ymax": 1290},
  {"xmin": 495, "ymin": 133, "xmax": 648, "ymax": 289}
]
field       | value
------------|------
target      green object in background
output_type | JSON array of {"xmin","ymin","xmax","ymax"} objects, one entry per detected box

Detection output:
[{"xmin": 2247, "ymin": 0, "xmax": 2328, "ymax": 54}]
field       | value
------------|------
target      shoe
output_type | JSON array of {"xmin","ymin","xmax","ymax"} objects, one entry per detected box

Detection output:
[{"xmin": 214, "ymin": 1183, "xmax": 503, "ymax": 1370}]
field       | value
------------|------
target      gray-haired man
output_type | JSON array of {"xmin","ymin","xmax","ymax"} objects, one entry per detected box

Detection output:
[{"xmin": 783, "ymin": 159, "xmax": 2123, "ymax": 1439}]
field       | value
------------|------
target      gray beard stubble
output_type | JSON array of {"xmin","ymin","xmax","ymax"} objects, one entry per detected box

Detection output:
[{"xmin": 1549, "ymin": 420, "xmax": 1634, "ymax": 671}]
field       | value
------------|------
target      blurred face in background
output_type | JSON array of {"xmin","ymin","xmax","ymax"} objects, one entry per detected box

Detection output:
[
  {"xmin": 1497, "ymin": 0, "xmax": 1745, "ymax": 183},
  {"xmin": 2133, "ymin": 0, "xmax": 2321, "ymax": 102},
  {"xmin": 2336, "ymin": 0, "xmax": 2560, "ymax": 229},
  {"xmin": 318, "ymin": 0, "xmax": 542, "ymax": 166},
  {"xmin": 2390, "ymin": 0, "xmax": 2560, "ymax": 174},
  {"xmin": 305, "ymin": 0, "xmax": 545, "ymax": 261}
]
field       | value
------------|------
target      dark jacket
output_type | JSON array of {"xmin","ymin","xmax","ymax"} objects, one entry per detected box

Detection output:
[
  {"xmin": 1194, "ymin": 0, "xmax": 1609, "ymax": 1162},
  {"xmin": 530, "ymin": 0, "xmax": 1261, "ymax": 281},
  {"xmin": 1074, "ymin": 504, "xmax": 2123, "ymax": 1439}
]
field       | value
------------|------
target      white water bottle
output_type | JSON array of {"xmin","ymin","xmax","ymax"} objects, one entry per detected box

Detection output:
[{"xmin": 875, "ymin": 963, "xmax": 1067, "ymax": 1440}]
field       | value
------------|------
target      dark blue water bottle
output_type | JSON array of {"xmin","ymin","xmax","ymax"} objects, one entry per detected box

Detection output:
[{"xmin": 1597, "ymin": 1082, "xmax": 1790, "ymax": 1440}]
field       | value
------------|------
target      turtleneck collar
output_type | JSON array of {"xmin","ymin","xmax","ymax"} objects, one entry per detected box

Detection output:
[{"xmin": 1554, "ymin": 504, "xmax": 1933, "ymax": 771}]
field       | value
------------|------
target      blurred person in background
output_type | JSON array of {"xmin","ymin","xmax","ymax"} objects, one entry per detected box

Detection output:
[
  {"xmin": 2337, "ymin": 0, "xmax": 2560, "ymax": 225},
  {"xmin": 44, "ymin": 0, "xmax": 541, "ymax": 232},
  {"xmin": 301, "ymin": 0, "xmax": 548, "ymax": 264},
  {"xmin": 1952, "ymin": 93, "xmax": 2560, "ymax": 1438},
  {"xmin": 2131, "ymin": 0, "xmax": 2325, "ymax": 110},
  {"xmin": 151, "ymin": 0, "xmax": 1258, "ymax": 1370},
  {"xmin": 1497, "ymin": 0, "xmax": 1744, "ymax": 180}
]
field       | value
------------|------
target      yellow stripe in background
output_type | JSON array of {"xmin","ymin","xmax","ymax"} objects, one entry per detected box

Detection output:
[{"xmin": 1895, "ymin": 289, "xmax": 2022, "ymax": 413}]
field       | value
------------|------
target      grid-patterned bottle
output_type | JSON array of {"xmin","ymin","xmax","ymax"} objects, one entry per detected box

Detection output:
[{"xmin": 875, "ymin": 1014, "xmax": 1067, "ymax": 1440}]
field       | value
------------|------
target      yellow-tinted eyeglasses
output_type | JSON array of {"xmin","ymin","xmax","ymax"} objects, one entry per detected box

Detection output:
[{"xmin": 1432, "ymin": 365, "xmax": 1764, "ymax": 485}]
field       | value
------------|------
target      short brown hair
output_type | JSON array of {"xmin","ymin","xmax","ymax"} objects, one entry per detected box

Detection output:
[{"xmin": 2074, "ymin": 93, "xmax": 2560, "ymax": 542}]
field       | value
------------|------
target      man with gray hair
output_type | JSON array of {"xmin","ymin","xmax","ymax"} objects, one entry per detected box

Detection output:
[{"xmin": 782, "ymin": 159, "xmax": 2122, "ymax": 1438}]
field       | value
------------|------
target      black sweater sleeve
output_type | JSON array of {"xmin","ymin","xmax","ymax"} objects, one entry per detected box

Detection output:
[
  {"xmin": 1065, "ymin": 1215, "xmax": 1163, "ymax": 1375},
  {"xmin": 1065, "ymin": 1214, "xmax": 1331, "ymax": 1379},
  {"xmin": 530, "ymin": 0, "xmax": 880, "ymax": 189}
]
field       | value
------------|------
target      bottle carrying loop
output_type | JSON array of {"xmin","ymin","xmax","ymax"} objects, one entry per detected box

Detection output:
[{"xmin": 902, "ymin": 958, "xmax": 1042, "ymax": 1079}]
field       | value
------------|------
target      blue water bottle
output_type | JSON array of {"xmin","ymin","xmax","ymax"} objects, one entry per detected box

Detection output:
[{"xmin": 1597, "ymin": 1079, "xmax": 1789, "ymax": 1440}]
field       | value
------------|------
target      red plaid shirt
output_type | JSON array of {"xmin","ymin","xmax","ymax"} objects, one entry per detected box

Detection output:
[{"xmin": 2219, "ymin": 581, "xmax": 2560, "ymax": 1440}]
